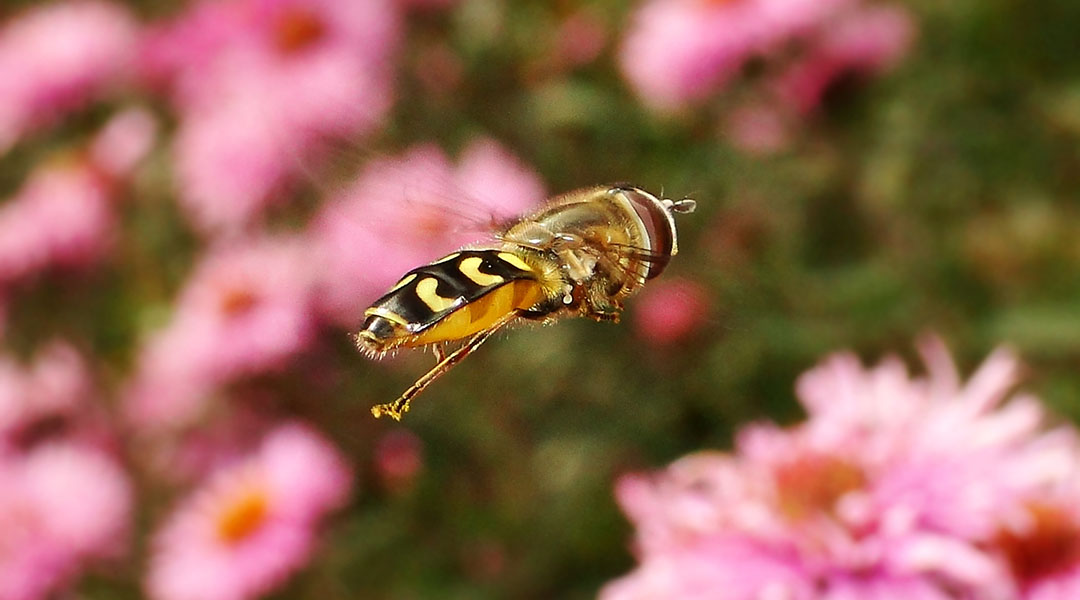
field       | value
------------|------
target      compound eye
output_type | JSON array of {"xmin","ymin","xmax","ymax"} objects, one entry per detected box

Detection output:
[{"xmin": 617, "ymin": 188, "xmax": 676, "ymax": 279}]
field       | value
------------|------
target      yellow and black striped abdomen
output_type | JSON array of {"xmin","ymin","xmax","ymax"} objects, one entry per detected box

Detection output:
[{"xmin": 358, "ymin": 249, "xmax": 548, "ymax": 353}]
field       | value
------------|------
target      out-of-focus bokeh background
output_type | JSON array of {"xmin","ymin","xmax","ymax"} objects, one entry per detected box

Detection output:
[{"xmin": 2, "ymin": 0, "xmax": 1080, "ymax": 598}]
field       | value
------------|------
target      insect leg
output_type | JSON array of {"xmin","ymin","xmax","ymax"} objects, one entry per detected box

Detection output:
[{"xmin": 370, "ymin": 312, "xmax": 519, "ymax": 421}]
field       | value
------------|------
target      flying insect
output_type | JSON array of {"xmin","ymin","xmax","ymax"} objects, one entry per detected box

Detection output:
[{"xmin": 357, "ymin": 184, "xmax": 696, "ymax": 420}]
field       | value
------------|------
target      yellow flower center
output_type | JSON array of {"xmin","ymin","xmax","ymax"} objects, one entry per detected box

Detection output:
[
  {"xmin": 220, "ymin": 287, "xmax": 258, "ymax": 316},
  {"xmin": 216, "ymin": 489, "xmax": 269, "ymax": 544},
  {"xmin": 774, "ymin": 454, "xmax": 864, "ymax": 521}
]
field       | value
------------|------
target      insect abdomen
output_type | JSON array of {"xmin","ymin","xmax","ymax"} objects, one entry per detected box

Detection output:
[{"xmin": 358, "ymin": 249, "xmax": 549, "ymax": 352}]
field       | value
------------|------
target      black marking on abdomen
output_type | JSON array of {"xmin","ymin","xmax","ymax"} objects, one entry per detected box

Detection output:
[{"xmin": 365, "ymin": 249, "xmax": 538, "ymax": 333}]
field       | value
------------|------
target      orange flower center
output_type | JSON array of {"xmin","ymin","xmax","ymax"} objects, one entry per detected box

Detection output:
[
  {"xmin": 774, "ymin": 454, "xmax": 864, "ymax": 521},
  {"xmin": 996, "ymin": 503, "xmax": 1080, "ymax": 586},
  {"xmin": 220, "ymin": 287, "xmax": 258, "ymax": 316},
  {"xmin": 274, "ymin": 8, "xmax": 326, "ymax": 54},
  {"xmin": 217, "ymin": 489, "xmax": 269, "ymax": 544}
]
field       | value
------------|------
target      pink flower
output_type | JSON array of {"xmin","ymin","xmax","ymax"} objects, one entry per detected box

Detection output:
[
  {"xmin": 374, "ymin": 429, "xmax": 424, "ymax": 494},
  {"xmin": 308, "ymin": 138, "xmax": 545, "ymax": 325},
  {"xmin": 619, "ymin": 0, "xmax": 856, "ymax": 111},
  {"xmin": 88, "ymin": 106, "xmax": 158, "ymax": 180},
  {"xmin": 146, "ymin": 423, "xmax": 351, "ymax": 600},
  {"xmin": 0, "ymin": 441, "xmax": 132, "ymax": 600},
  {"xmin": 603, "ymin": 337, "xmax": 1080, "ymax": 599},
  {"xmin": 772, "ymin": 5, "xmax": 915, "ymax": 114},
  {"xmin": 144, "ymin": 0, "xmax": 401, "ymax": 232},
  {"xmin": 0, "ymin": 342, "xmax": 93, "ymax": 450},
  {"xmin": 0, "ymin": 0, "xmax": 137, "ymax": 153},
  {"xmin": 631, "ymin": 278, "xmax": 711, "ymax": 346},
  {"xmin": 125, "ymin": 237, "xmax": 317, "ymax": 429},
  {"xmin": 723, "ymin": 102, "xmax": 792, "ymax": 155},
  {"xmin": 552, "ymin": 10, "xmax": 608, "ymax": 69},
  {"xmin": 0, "ymin": 161, "xmax": 114, "ymax": 286}
]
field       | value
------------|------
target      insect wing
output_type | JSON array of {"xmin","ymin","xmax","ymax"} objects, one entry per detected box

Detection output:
[{"xmin": 304, "ymin": 139, "xmax": 548, "ymax": 326}]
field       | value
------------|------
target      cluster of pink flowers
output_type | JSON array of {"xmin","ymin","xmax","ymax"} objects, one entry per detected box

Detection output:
[
  {"xmin": 0, "ymin": 343, "xmax": 132, "ymax": 600},
  {"xmin": 124, "ymin": 236, "xmax": 318, "ymax": 430},
  {"xmin": 0, "ymin": 105, "xmax": 154, "ymax": 336},
  {"xmin": 619, "ymin": 0, "xmax": 914, "ymax": 152},
  {"xmin": 604, "ymin": 337, "xmax": 1080, "ymax": 599},
  {"xmin": 0, "ymin": 0, "xmax": 138, "ymax": 154},
  {"xmin": 142, "ymin": 0, "xmax": 402, "ymax": 232}
]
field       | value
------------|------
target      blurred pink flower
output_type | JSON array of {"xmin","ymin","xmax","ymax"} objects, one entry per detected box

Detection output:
[
  {"xmin": 308, "ymin": 138, "xmax": 546, "ymax": 325},
  {"xmin": 146, "ymin": 423, "xmax": 351, "ymax": 600},
  {"xmin": 772, "ymin": 5, "xmax": 915, "ymax": 114},
  {"xmin": 603, "ymin": 337, "xmax": 1080, "ymax": 599},
  {"xmin": 619, "ymin": 0, "xmax": 856, "ymax": 111},
  {"xmin": 125, "ymin": 237, "xmax": 317, "ymax": 429},
  {"xmin": 89, "ymin": 106, "xmax": 158, "ymax": 180},
  {"xmin": 723, "ymin": 102, "xmax": 792, "ymax": 155},
  {"xmin": 631, "ymin": 278, "xmax": 711, "ymax": 346},
  {"xmin": 0, "ymin": 0, "xmax": 138, "ymax": 153},
  {"xmin": 0, "ymin": 441, "xmax": 132, "ymax": 600},
  {"xmin": 143, "ymin": 0, "xmax": 401, "ymax": 232},
  {"xmin": 550, "ymin": 10, "xmax": 608, "ymax": 70},
  {"xmin": 374, "ymin": 429, "xmax": 424, "ymax": 494},
  {"xmin": 0, "ymin": 161, "xmax": 114, "ymax": 286},
  {"xmin": 0, "ymin": 342, "xmax": 93, "ymax": 450}
]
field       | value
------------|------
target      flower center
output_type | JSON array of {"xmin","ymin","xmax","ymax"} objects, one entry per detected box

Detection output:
[
  {"xmin": 774, "ymin": 454, "xmax": 864, "ymax": 521},
  {"xmin": 996, "ymin": 503, "xmax": 1080, "ymax": 586},
  {"xmin": 217, "ymin": 489, "xmax": 269, "ymax": 543},
  {"xmin": 274, "ymin": 8, "xmax": 326, "ymax": 54},
  {"xmin": 220, "ymin": 287, "xmax": 258, "ymax": 316}
]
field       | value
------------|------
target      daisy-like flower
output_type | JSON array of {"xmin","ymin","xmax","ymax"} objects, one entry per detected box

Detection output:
[
  {"xmin": 143, "ymin": 0, "xmax": 401, "ymax": 232},
  {"xmin": 0, "ymin": 441, "xmax": 133, "ymax": 600},
  {"xmin": 308, "ymin": 137, "xmax": 546, "ymax": 325},
  {"xmin": 603, "ymin": 337, "xmax": 1080, "ymax": 599},
  {"xmin": 0, "ymin": 0, "xmax": 138, "ymax": 153},
  {"xmin": 124, "ymin": 237, "xmax": 316, "ymax": 429},
  {"xmin": 146, "ymin": 423, "xmax": 351, "ymax": 600},
  {"xmin": 0, "ymin": 160, "xmax": 114, "ymax": 287}
]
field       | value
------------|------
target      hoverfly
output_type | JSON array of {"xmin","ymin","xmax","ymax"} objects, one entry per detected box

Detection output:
[{"xmin": 356, "ymin": 184, "xmax": 696, "ymax": 420}]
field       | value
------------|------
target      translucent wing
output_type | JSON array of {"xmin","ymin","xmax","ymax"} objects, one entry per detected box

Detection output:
[{"xmin": 297, "ymin": 135, "xmax": 548, "ymax": 326}]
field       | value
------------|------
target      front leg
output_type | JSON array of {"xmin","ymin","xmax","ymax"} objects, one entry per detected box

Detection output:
[{"xmin": 586, "ymin": 291, "xmax": 622, "ymax": 323}]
